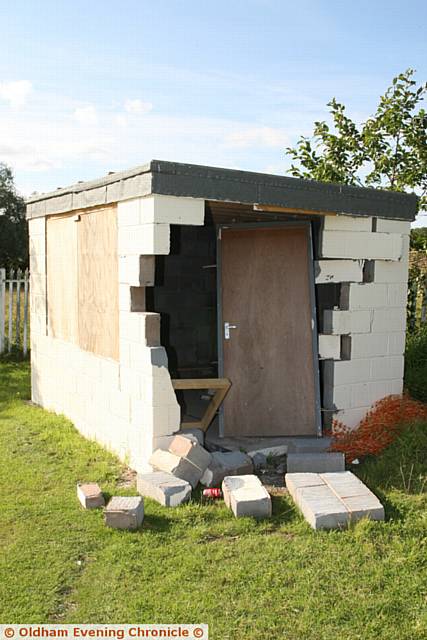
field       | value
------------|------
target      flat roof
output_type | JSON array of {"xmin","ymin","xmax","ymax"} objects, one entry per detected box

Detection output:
[{"xmin": 26, "ymin": 159, "xmax": 418, "ymax": 220}]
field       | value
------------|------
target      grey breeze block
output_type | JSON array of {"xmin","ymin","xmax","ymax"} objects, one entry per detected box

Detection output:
[
  {"xmin": 105, "ymin": 496, "xmax": 144, "ymax": 530},
  {"xmin": 137, "ymin": 471, "xmax": 192, "ymax": 507},
  {"xmin": 286, "ymin": 471, "xmax": 384, "ymax": 530},
  {"xmin": 222, "ymin": 475, "xmax": 272, "ymax": 519},
  {"xmin": 77, "ymin": 482, "xmax": 105, "ymax": 509},
  {"xmin": 201, "ymin": 451, "xmax": 254, "ymax": 487},
  {"xmin": 286, "ymin": 452, "xmax": 345, "ymax": 474},
  {"xmin": 168, "ymin": 434, "xmax": 212, "ymax": 472}
]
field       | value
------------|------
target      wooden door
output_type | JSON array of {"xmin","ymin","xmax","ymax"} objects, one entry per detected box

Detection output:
[{"xmin": 220, "ymin": 225, "xmax": 319, "ymax": 437}]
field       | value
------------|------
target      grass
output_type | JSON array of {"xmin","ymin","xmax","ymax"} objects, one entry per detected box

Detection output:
[{"xmin": 0, "ymin": 362, "xmax": 427, "ymax": 639}]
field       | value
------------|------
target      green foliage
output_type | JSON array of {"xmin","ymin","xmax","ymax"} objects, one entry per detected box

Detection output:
[
  {"xmin": 405, "ymin": 325, "xmax": 427, "ymax": 402},
  {"xmin": 1, "ymin": 362, "xmax": 427, "ymax": 638},
  {"xmin": 411, "ymin": 226, "xmax": 427, "ymax": 250},
  {"xmin": 286, "ymin": 69, "xmax": 427, "ymax": 212},
  {"xmin": 0, "ymin": 163, "xmax": 28, "ymax": 269}
]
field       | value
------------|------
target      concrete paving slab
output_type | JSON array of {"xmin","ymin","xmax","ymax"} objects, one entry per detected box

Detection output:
[
  {"xmin": 137, "ymin": 471, "xmax": 192, "ymax": 507},
  {"xmin": 286, "ymin": 471, "xmax": 385, "ymax": 529}
]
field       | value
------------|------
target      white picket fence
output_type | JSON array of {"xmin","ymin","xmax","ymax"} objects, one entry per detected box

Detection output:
[{"xmin": 0, "ymin": 268, "xmax": 30, "ymax": 356}]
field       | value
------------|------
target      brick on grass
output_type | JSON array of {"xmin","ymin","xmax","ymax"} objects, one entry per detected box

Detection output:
[
  {"xmin": 200, "ymin": 451, "xmax": 254, "ymax": 487},
  {"xmin": 149, "ymin": 449, "xmax": 202, "ymax": 488},
  {"xmin": 222, "ymin": 474, "xmax": 272, "ymax": 519},
  {"xmin": 105, "ymin": 496, "xmax": 144, "ymax": 530},
  {"xmin": 77, "ymin": 482, "xmax": 105, "ymax": 509},
  {"xmin": 137, "ymin": 471, "xmax": 192, "ymax": 507},
  {"xmin": 168, "ymin": 434, "xmax": 212, "ymax": 471}
]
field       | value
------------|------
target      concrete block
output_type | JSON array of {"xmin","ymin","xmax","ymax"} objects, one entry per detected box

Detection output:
[
  {"xmin": 292, "ymin": 482, "xmax": 350, "ymax": 529},
  {"xmin": 77, "ymin": 482, "xmax": 105, "ymax": 509},
  {"xmin": 387, "ymin": 332, "xmax": 406, "ymax": 355},
  {"xmin": 286, "ymin": 453, "xmax": 345, "ymax": 473},
  {"xmin": 320, "ymin": 472, "xmax": 384, "ymax": 520},
  {"xmin": 318, "ymin": 334, "xmax": 341, "ymax": 359},
  {"xmin": 222, "ymin": 474, "xmax": 263, "ymax": 507},
  {"xmin": 321, "ymin": 230, "xmax": 402, "ymax": 260},
  {"xmin": 140, "ymin": 194, "xmax": 205, "ymax": 225},
  {"xmin": 315, "ymin": 259, "xmax": 364, "ymax": 284},
  {"xmin": 168, "ymin": 434, "xmax": 212, "ymax": 472},
  {"xmin": 119, "ymin": 255, "xmax": 155, "ymax": 286},
  {"xmin": 229, "ymin": 486, "xmax": 272, "ymax": 519},
  {"xmin": 73, "ymin": 186, "xmax": 107, "ymax": 210},
  {"xmin": 387, "ymin": 283, "xmax": 407, "ymax": 307},
  {"xmin": 323, "ymin": 215, "xmax": 372, "ymax": 232},
  {"xmin": 349, "ymin": 333, "xmax": 389, "ymax": 359},
  {"xmin": 323, "ymin": 309, "xmax": 372, "ymax": 335},
  {"xmin": 371, "ymin": 260, "xmax": 409, "ymax": 284},
  {"xmin": 118, "ymin": 223, "xmax": 170, "ymax": 255},
  {"xmin": 28, "ymin": 217, "xmax": 46, "ymax": 236},
  {"xmin": 105, "ymin": 496, "xmax": 144, "ymax": 530},
  {"xmin": 375, "ymin": 219, "xmax": 411, "ymax": 234},
  {"xmin": 333, "ymin": 406, "xmax": 370, "ymax": 429},
  {"xmin": 200, "ymin": 451, "xmax": 254, "ymax": 487},
  {"xmin": 45, "ymin": 193, "xmax": 73, "ymax": 215},
  {"xmin": 117, "ymin": 198, "xmax": 141, "ymax": 226},
  {"xmin": 137, "ymin": 471, "xmax": 192, "ymax": 507},
  {"xmin": 149, "ymin": 449, "xmax": 203, "ymax": 488},
  {"xmin": 341, "ymin": 283, "xmax": 388, "ymax": 309},
  {"xmin": 323, "ymin": 359, "xmax": 371, "ymax": 387},
  {"xmin": 371, "ymin": 307, "xmax": 406, "ymax": 333},
  {"xmin": 177, "ymin": 428, "xmax": 205, "ymax": 446},
  {"xmin": 246, "ymin": 445, "xmax": 287, "ymax": 467},
  {"xmin": 370, "ymin": 355, "xmax": 404, "ymax": 381}
]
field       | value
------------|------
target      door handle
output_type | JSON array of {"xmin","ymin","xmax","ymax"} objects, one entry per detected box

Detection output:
[{"xmin": 224, "ymin": 322, "xmax": 238, "ymax": 340}]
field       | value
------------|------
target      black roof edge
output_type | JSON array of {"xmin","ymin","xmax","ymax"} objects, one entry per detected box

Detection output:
[{"xmin": 150, "ymin": 160, "xmax": 418, "ymax": 220}]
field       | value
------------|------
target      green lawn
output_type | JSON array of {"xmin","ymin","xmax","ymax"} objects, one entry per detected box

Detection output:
[{"xmin": 0, "ymin": 362, "xmax": 426, "ymax": 639}]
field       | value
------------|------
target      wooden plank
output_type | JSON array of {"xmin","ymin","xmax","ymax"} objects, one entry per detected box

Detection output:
[
  {"xmin": 23, "ymin": 269, "xmax": 29, "ymax": 357},
  {"xmin": 172, "ymin": 378, "xmax": 231, "ymax": 432},
  {"xmin": 254, "ymin": 204, "xmax": 330, "ymax": 216},
  {"xmin": 77, "ymin": 206, "xmax": 119, "ymax": 360},
  {"xmin": 15, "ymin": 268, "xmax": 21, "ymax": 347},
  {"xmin": 172, "ymin": 378, "xmax": 230, "ymax": 390},
  {"xmin": 47, "ymin": 214, "xmax": 78, "ymax": 343}
]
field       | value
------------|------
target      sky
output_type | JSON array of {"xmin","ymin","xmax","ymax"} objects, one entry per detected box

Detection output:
[{"xmin": 0, "ymin": 0, "xmax": 426, "ymax": 224}]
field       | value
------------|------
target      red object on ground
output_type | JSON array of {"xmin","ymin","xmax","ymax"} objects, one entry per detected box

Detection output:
[{"xmin": 203, "ymin": 488, "xmax": 222, "ymax": 499}]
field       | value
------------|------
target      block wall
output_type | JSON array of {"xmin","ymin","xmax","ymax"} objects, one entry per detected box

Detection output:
[
  {"xmin": 29, "ymin": 194, "xmax": 204, "ymax": 472},
  {"xmin": 317, "ymin": 215, "xmax": 410, "ymax": 429}
]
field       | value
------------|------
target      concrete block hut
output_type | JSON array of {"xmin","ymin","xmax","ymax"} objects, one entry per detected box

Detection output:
[{"xmin": 26, "ymin": 161, "xmax": 417, "ymax": 471}]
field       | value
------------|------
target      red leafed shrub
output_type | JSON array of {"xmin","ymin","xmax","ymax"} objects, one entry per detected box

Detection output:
[{"xmin": 328, "ymin": 394, "xmax": 427, "ymax": 462}]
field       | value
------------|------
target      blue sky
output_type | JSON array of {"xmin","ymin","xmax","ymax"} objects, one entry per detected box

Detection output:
[{"xmin": 0, "ymin": 0, "xmax": 426, "ymax": 222}]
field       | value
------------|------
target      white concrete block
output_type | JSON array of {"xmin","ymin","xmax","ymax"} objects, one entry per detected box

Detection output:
[
  {"xmin": 229, "ymin": 485, "xmax": 272, "ymax": 519},
  {"xmin": 371, "ymin": 307, "xmax": 407, "ymax": 333},
  {"xmin": 222, "ymin": 474, "xmax": 263, "ymax": 507},
  {"xmin": 28, "ymin": 217, "xmax": 46, "ymax": 236},
  {"xmin": 117, "ymin": 198, "xmax": 141, "ymax": 226},
  {"xmin": 200, "ymin": 451, "xmax": 253, "ymax": 487},
  {"xmin": 140, "ymin": 194, "xmax": 205, "ymax": 225},
  {"xmin": 341, "ymin": 283, "xmax": 388, "ymax": 309},
  {"xmin": 321, "ymin": 231, "xmax": 403, "ymax": 260},
  {"xmin": 371, "ymin": 260, "xmax": 409, "ymax": 284},
  {"xmin": 315, "ymin": 260, "xmax": 364, "ymax": 284},
  {"xmin": 388, "ymin": 332, "xmax": 406, "ymax": 355},
  {"xmin": 324, "ymin": 359, "xmax": 371, "ymax": 386},
  {"xmin": 287, "ymin": 478, "xmax": 349, "ymax": 529},
  {"xmin": 349, "ymin": 333, "xmax": 389, "ymax": 358},
  {"xmin": 137, "ymin": 471, "xmax": 192, "ymax": 507},
  {"xmin": 318, "ymin": 334, "xmax": 341, "ymax": 359},
  {"xmin": 323, "ymin": 215, "xmax": 372, "ymax": 232},
  {"xmin": 370, "ymin": 355, "xmax": 404, "ymax": 381},
  {"xmin": 105, "ymin": 496, "xmax": 144, "ymax": 530},
  {"xmin": 118, "ymin": 223, "xmax": 170, "ymax": 255},
  {"xmin": 168, "ymin": 434, "xmax": 212, "ymax": 472},
  {"xmin": 118, "ymin": 255, "xmax": 155, "ymax": 286},
  {"xmin": 287, "ymin": 452, "xmax": 345, "ymax": 473},
  {"xmin": 323, "ymin": 309, "xmax": 372, "ymax": 335},
  {"xmin": 387, "ymin": 283, "xmax": 407, "ymax": 307},
  {"xmin": 348, "ymin": 380, "xmax": 396, "ymax": 409},
  {"xmin": 323, "ymin": 383, "xmax": 351, "ymax": 410},
  {"xmin": 375, "ymin": 219, "xmax": 411, "ymax": 234},
  {"xmin": 333, "ymin": 407, "xmax": 370, "ymax": 429},
  {"xmin": 109, "ymin": 390, "xmax": 131, "ymax": 421},
  {"xmin": 77, "ymin": 483, "xmax": 105, "ymax": 509},
  {"xmin": 149, "ymin": 449, "xmax": 202, "ymax": 488}
]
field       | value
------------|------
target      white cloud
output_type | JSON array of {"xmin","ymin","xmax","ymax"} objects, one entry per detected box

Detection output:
[
  {"xmin": 224, "ymin": 126, "xmax": 289, "ymax": 148},
  {"xmin": 0, "ymin": 80, "xmax": 32, "ymax": 108},
  {"xmin": 124, "ymin": 99, "xmax": 153, "ymax": 115},
  {"xmin": 73, "ymin": 105, "xmax": 98, "ymax": 125}
]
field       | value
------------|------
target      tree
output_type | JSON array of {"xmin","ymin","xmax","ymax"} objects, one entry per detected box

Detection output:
[
  {"xmin": 0, "ymin": 163, "xmax": 28, "ymax": 269},
  {"xmin": 285, "ymin": 69, "xmax": 427, "ymax": 212}
]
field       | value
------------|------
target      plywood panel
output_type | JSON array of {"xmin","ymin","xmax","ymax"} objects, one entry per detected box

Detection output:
[
  {"xmin": 78, "ymin": 206, "xmax": 119, "ymax": 360},
  {"xmin": 221, "ymin": 226, "xmax": 318, "ymax": 436},
  {"xmin": 47, "ymin": 214, "xmax": 78, "ymax": 342}
]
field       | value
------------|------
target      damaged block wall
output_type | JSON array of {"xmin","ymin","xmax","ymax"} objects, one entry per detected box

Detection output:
[
  {"xmin": 29, "ymin": 194, "xmax": 204, "ymax": 472},
  {"xmin": 317, "ymin": 215, "xmax": 410, "ymax": 429}
]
